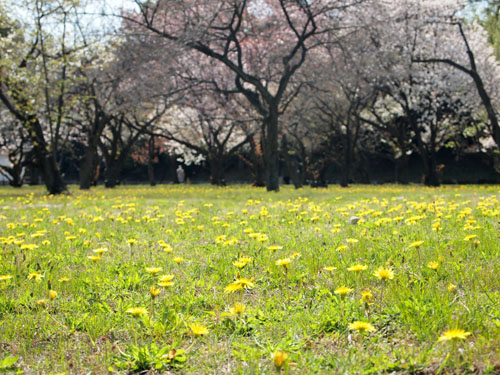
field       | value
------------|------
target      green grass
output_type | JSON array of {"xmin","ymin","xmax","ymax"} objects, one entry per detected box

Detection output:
[{"xmin": 0, "ymin": 184, "xmax": 499, "ymax": 374}]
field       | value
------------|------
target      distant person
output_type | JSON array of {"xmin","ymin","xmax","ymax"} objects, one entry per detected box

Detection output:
[{"xmin": 176, "ymin": 165, "xmax": 185, "ymax": 183}]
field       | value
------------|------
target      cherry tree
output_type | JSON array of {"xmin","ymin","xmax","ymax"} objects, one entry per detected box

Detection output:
[{"xmin": 120, "ymin": 0, "xmax": 365, "ymax": 191}]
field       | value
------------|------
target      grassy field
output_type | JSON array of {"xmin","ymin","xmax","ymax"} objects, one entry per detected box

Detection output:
[{"xmin": 0, "ymin": 184, "xmax": 499, "ymax": 374}]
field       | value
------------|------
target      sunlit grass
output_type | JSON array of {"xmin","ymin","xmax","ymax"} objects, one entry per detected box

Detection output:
[{"xmin": 0, "ymin": 184, "xmax": 499, "ymax": 374}]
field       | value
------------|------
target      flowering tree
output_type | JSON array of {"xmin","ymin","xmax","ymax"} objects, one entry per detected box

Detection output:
[
  {"xmin": 0, "ymin": 108, "xmax": 29, "ymax": 187},
  {"xmin": 0, "ymin": 1, "xmax": 82, "ymax": 194},
  {"xmin": 121, "ymin": 0, "xmax": 364, "ymax": 191}
]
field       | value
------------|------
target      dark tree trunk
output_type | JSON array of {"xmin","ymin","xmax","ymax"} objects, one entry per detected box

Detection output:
[
  {"xmin": 264, "ymin": 107, "xmax": 279, "ymax": 191},
  {"xmin": 423, "ymin": 152, "xmax": 440, "ymax": 187},
  {"xmin": 148, "ymin": 136, "xmax": 156, "ymax": 186},
  {"xmin": 340, "ymin": 133, "xmax": 351, "ymax": 188},
  {"xmin": 209, "ymin": 155, "xmax": 226, "ymax": 186},
  {"xmin": 79, "ymin": 145, "xmax": 98, "ymax": 190},
  {"xmin": 104, "ymin": 160, "xmax": 124, "ymax": 188},
  {"xmin": 281, "ymin": 135, "xmax": 302, "ymax": 189},
  {"xmin": 168, "ymin": 153, "xmax": 179, "ymax": 183},
  {"xmin": 10, "ymin": 164, "xmax": 24, "ymax": 187},
  {"xmin": 31, "ymin": 141, "xmax": 67, "ymax": 194}
]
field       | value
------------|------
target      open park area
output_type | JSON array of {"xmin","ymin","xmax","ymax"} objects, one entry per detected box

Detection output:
[{"xmin": 0, "ymin": 184, "xmax": 499, "ymax": 374}]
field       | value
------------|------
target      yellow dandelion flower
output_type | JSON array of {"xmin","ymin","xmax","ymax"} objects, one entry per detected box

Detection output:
[
  {"xmin": 323, "ymin": 266, "xmax": 336, "ymax": 272},
  {"xmin": 224, "ymin": 277, "xmax": 254, "ymax": 294},
  {"xmin": 145, "ymin": 267, "xmax": 162, "ymax": 275},
  {"xmin": 275, "ymin": 258, "xmax": 291, "ymax": 267},
  {"xmin": 27, "ymin": 272, "xmax": 44, "ymax": 281},
  {"xmin": 48, "ymin": 290, "xmax": 57, "ymax": 300},
  {"xmin": 190, "ymin": 323, "xmax": 209, "ymax": 336},
  {"xmin": 409, "ymin": 240, "xmax": 424, "ymax": 248},
  {"xmin": 58, "ymin": 277, "xmax": 70, "ymax": 282},
  {"xmin": 224, "ymin": 282, "xmax": 243, "ymax": 293},
  {"xmin": 361, "ymin": 290, "xmax": 373, "ymax": 303},
  {"xmin": 126, "ymin": 239, "xmax": 137, "ymax": 246},
  {"xmin": 229, "ymin": 302, "xmax": 246, "ymax": 316},
  {"xmin": 346, "ymin": 238, "xmax": 359, "ymax": 244},
  {"xmin": 273, "ymin": 351, "xmax": 288, "ymax": 368},
  {"xmin": 87, "ymin": 255, "xmax": 101, "ymax": 262},
  {"xmin": 150, "ymin": 286, "xmax": 161, "ymax": 298},
  {"xmin": 173, "ymin": 256, "xmax": 183, "ymax": 264},
  {"xmin": 348, "ymin": 321, "xmax": 375, "ymax": 332},
  {"xmin": 126, "ymin": 307, "xmax": 148, "ymax": 317},
  {"xmin": 427, "ymin": 261, "xmax": 439, "ymax": 271},
  {"xmin": 447, "ymin": 283, "xmax": 457, "ymax": 292},
  {"xmin": 267, "ymin": 245, "xmax": 283, "ymax": 251},
  {"xmin": 0, "ymin": 275, "xmax": 13, "ymax": 282},
  {"xmin": 438, "ymin": 329, "xmax": 471, "ymax": 342},
  {"xmin": 36, "ymin": 299, "xmax": 48, "ymax": 307},
  {"xmin": 334, "ymin": 286, "xmax": 353, "ymax": 296},
  {"xmin": 347, "ymin": 264, "xmax": 368, "ymax": 272},
  {"xmin": 92, "ymin": 248, "xmax": 108, "ymax": 254},
  {"xmin": 463, "ymin": 234, "xmax": 477, "ymax": 241},
  {"xmin": 374, "ymin": 267, "xmax": 394, "ymax": 280},
  {"xmin": 158, "ymin": 281, "xmax": 174, "ymax": 288}
]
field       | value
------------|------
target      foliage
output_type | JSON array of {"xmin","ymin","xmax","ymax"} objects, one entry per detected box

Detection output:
[{"xmin": 112, "ymin": 343, "xmax": 187, "ymax": 373}]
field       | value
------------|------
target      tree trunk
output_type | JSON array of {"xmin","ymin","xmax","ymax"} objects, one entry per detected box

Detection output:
[
  {"xmin": 281, "ymin": 135, "xmax": 302, "ymax": 189},
  {"xmin": 10, "ymin": 164, "xmax": 24, "ymax": 187},
  {"xmin": 340, "ymin": 133, "xmax": 351, "ymax": 187},
  {"xmin": 32, "ymin": 144, "xmax": 67, "ymax": 194},
  {"xmin": 79, "ymin": 145, "xmax": 98, "ymax": 190},
  {"xmin": 264, "ymin": 107, "xmax": 279, "ymax": 191},
  {"xmin": 423, "ymin": 152, "xmax": 440, "ymax": 187},
  {"xmin": 104, "ymin": 160, "xmax": 124, "ymax": 188},
  {"xmin": 209, "ymin": 156, "xmax": 226, "ymax": 186},
  {"xmin": 148, "ymin": 136, "xmax": 156, "ymax": 186}
]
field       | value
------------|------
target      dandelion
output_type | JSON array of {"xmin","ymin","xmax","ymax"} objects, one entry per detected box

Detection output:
[
  {"xmin": 438, "ymin": 329, "xmax": 471, "ymax": 342},
  {"xmin": 374, "ymin": 267, "xmax": 394, "ymax": 280},
  {"xmin": 159, "ymin": 274, "xmax": 175, "ymax": 283},
  {"xmin": 224, "ymin": 277, "xmax": 255, "ymax": 294},
  {"xmin": 268, "ymin": 245, "xmax": 283, "ymax": 251},
  {"xmin": 173, "ymin": 257, "xmax": 183, "ymax": 264},
  {"xmin": 323, "ymin": 266, "xmax": 336, "ymax": 272},
  {"xmin": 150, "ymin": 286, "xmax": 161, "ymax": 298},
  {"xmin": 92, "ymin": 248, "xmax": 108, "ymax": 254},
  {"xmin": 347, "ymin": 264, "xmax": 368, "ymax": 272},
  {"xmin": 158, "ymin": 280, "xmax": 174, "ymax": 288},
  {"xmin": 145, "ymin": 267, "xmax": 162, "ymax": 275},
  {"xmin": 447, "ymin": 283, "xmax": 457, "ymax": 292},
  {"xmin": 229, "ymin": 302, "xmax": 246, "ymax": 316},
  {"xmin": 0, "ymin": 275, "xmax": 13, "ymax": 282},
  {"xmin": 409, "ymin": 240, "xmax": 424, "ymax": 248},
  {"xmin": 36, "ymin": 299, "xmax": 48, "ymax": 307},
  {"xmin": 273, "ymin": 350, "xmax": 288, "ymax": 368},
  {"xmin": 87, "ymin": 255, "xmax": 101, "ymax": 262},
  {"xmin": 346, "ymin": 238, "xmax": 359, "ymax": 244},
  {"xmin": 27, "ymin": 272, "xmax": 44, "ymax": 281},
  {"xmin": 348, "ymin": 321, "xmax": 375, "ymax": 332},
  {"xmin": 126, "ymin": 239, "xmax": 137, "ymax": 246},
  {"xmin": 275, "ymin": 258, "xmax": 291, "ymax": 267},
  {"xmin": 334, "ymin": 286, "xmax": 353, "ymax": 297},
  {"xmin": 427, "ymin": 261, "xmax": 439, "ymax": 271},
  {"xmin": 361, "ymin": 290, "xmax": 373, "ymax": 303},
  {"xmin": 48, "ymin": 290, "xmax": 57, "ymax": 300},
  {"xmin": 126, "ymin": 307, "xmax": 148, "ymax": 317},
  {"xmin": 463, "ymin": 234, "xmax": 477, "ymax": 241},
  {"xmin": 58, "ymin": 277, "xmax": 70, "ymax": 282},
  {"xmin": 190, "ymin": 323, "xmax": 209, "ymax": 336}
]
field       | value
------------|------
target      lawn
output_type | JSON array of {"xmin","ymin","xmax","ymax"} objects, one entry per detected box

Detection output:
[{"xmin": 0, "ymin": 184, "xmax": 499, "ymax": 374}]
